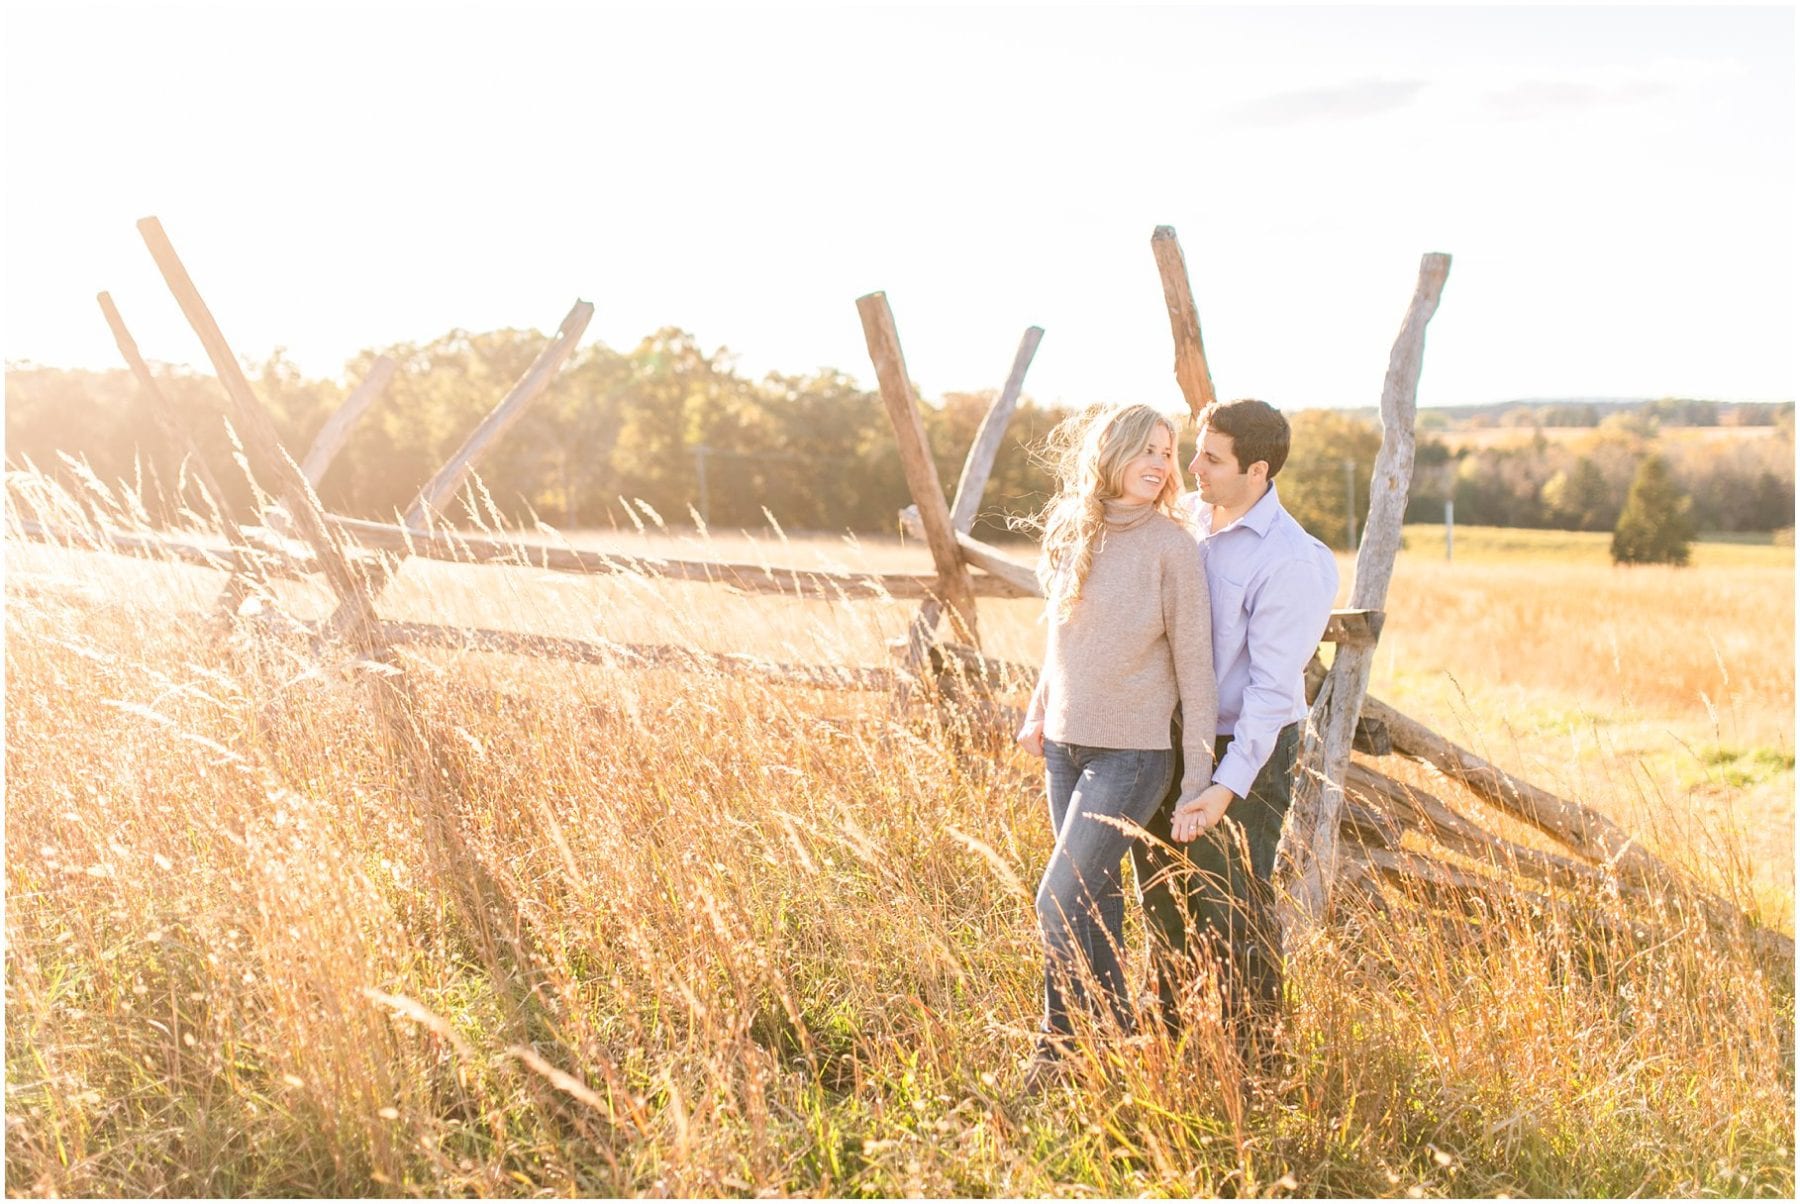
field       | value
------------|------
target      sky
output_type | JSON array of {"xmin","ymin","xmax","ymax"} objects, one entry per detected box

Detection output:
[{"xmin": 3, "ymin": 2, "xmax": 1794, "ymax": 413}]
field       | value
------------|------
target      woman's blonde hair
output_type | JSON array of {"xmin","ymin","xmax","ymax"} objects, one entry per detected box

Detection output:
[{"xmin": 1033, "ymin": 403, "xmax": 1188, "ymax": 619}]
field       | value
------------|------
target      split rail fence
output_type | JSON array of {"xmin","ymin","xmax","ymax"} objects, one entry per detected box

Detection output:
[{"xmin": 7, "ymin": 216, "xmax": 1790, "ymax": 973}]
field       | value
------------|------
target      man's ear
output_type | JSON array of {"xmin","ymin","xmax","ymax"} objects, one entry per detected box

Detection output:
[{"xmin": 1248, "ymin": 460, "xmax": 1271, "ymax": 484}]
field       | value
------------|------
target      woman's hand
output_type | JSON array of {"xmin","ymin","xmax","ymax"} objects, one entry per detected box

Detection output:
[
  {"xmin": 1170, "ymin": 784, "xmax": 1234, "ymax": 842},
  {"xmin": 1016, "ymin": 719, "xmax": 1045, "ymax": 758}
]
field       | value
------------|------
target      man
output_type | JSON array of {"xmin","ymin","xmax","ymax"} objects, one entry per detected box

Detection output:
[{"xmin": 1132, "ymin": 397, "xmax": 1339, "ymax": 1053}]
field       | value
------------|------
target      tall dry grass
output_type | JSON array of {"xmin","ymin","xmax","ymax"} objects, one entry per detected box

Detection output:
[
  {"xmin": 1374, "ymin": 532, "xmax": 1794, "ymax": 922},
  {"xmin": 4, "ymin": 477, "xmax": 1794, "ymax": 1197}
]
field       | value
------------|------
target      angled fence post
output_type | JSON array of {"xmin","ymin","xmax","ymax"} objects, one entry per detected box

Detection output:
[
  {"xmin": 318, "ymin": 301, "xmax": 593, "ymax": 641},
  {"xmin": 134, "ymin": 217, "xmax": 544, "ymax": 989},
  {"xmin": 1277, "ymin": 252, "xmax": 1451, "ymax": 938},
  {"xmin": 915, "ymin": 324, "xmax": 1043, "ymax": 636},
  {"xmin": 300, "ymin": 356, "xmax": 397, "ymax": 487},
  {"xmin": 950, "ymin": 326, "xmax": 1043, "ymax": 533},
  {"xmin": 257, "ymin": 355, "xmax": 400, "ymax": 538},
  {"xmin": 1151, "ymin": 226, "xmax": 1218, "ymax": 423},
  {"xmin": 402, "ymin": 302, "xmax": 593, "ymax": 530},
  {"xmin": 135, "ymin": 216, "xmax": 393, "ymax": 662},
  {"xmin": 98, "ymin": 291, "xmax": 237, "ymax": 523},
  {"xmin": 856, "ymin": 290, "xmax": 981, "ymax": 651},
  {"xmin": 98, "ymin": 290, "xmax": 263, "ymax": 621}
]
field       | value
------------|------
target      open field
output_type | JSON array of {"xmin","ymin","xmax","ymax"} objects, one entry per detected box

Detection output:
[
  {"xmin": 407, "ymin": 517, "xmax": 1797, "ymax": 908},
  {"xmin": 1426, "ymin": 423, "xmax": 1783, "ymax": 452},
  {"xmin": 5, "ymin": 509, "xmax": 1794, "ymax": 1197},
  {"xmin": 1398, "ymin": 521, "xmax": 1795, "ymax": 566}
]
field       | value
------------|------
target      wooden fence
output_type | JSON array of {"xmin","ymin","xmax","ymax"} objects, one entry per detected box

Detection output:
[{"xmin": 7, "ymin": 216, "xmax": 1789, "ymax": 973}]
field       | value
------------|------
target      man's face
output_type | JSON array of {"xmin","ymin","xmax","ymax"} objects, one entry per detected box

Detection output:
[{"xmin": 1189, "ymin": 426, "xmax": 1258, "ymax": 508}]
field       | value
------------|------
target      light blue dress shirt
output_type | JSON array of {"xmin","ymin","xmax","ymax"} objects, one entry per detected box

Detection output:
[{"xmin": 1191, "ymin": 484, "xmax": 1340, "ymax": 799}]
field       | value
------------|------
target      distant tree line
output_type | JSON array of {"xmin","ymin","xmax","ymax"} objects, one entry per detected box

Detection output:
[
  {"xmin": 1415, "ymin": 398, "xmax": 1791, "ymax": 430},
  {"xmin": 6, "ymin": 328, "xmax": 1793, "ymax": 550},
  {"xmin": 1420, "ymin": 413, "xmax": 1794, "ymax": 537},
  {"xmin": 1268, "ymin": 408, "xmax": 1791, "ymax": 552},
  {"xmin": 4, "ymin": 328, "xmax": 1072, "ymax": 542}
]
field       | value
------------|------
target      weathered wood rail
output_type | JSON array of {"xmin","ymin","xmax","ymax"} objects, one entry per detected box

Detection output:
[
  {"xmin": 11, "ymin": 512, "xmax": 1037, "ymax": 601},
  {"xmin": 325, "ymin": 513, "xmax": 1040, "ymax": 601}
]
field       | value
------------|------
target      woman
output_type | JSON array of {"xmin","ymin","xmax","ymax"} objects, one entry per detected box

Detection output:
[{"xmin": 1015, "ymin": 403, "xmax": 1217, "ymax": 1090}]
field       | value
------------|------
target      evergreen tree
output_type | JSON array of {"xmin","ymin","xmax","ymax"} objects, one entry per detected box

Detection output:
[{"xmin": 1611, "ymin": 455, "xmax": 1694, "ymax": 566}]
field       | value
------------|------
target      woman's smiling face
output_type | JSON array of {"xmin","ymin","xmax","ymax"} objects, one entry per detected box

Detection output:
[{"xmin": 1117, "ymin": 421, "xmax": 1176, "ymax": 505}]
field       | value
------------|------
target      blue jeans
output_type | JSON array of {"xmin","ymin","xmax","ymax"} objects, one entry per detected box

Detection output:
[{"xmin": 1038, "ymin": 739, "xmax": 1176, "ymax": 1041}]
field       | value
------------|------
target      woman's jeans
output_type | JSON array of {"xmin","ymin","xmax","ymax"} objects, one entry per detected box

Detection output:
[{"xmin": 1038, "ymin": 739, "xmax": 1175, "ymax": 1043}]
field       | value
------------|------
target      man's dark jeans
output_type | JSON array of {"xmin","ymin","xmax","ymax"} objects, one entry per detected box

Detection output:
[
  {"xmin": 1038, "ymin": 739, "xmax": 1175, "ymax": 1042},
  {"xmin": 1131, "ymin": 721, "xmax": 1299, "ymax": 1038}
]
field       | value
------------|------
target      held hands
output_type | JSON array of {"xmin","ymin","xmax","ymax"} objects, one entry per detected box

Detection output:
[
  {"xmin": 1170, "ymin": 783, "xmax": 1235, "ymax": 842},
  {"xmin": 1016, "ymin": 719, "xmax": 1045, "ymax": 758}
]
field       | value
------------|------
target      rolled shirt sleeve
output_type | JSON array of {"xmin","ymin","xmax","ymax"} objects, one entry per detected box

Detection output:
[{"xmin": 1210, "ymin": 553, "xmax": 1338, "ymax": 799}]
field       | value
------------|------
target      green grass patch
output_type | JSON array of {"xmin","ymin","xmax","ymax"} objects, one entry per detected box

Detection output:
[{"xmin": 1699, "ymin": 746, "xmax": 1797, "ymax": 788}]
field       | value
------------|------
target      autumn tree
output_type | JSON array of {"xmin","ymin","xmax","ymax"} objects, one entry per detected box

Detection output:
[
  {"xmin": 1280, "ymin": 409, "xmax": 1383, "ymax": 550},
  {"xmin": 1542, "ymin": 456, "xmax": 1615, "ymax": 531}
]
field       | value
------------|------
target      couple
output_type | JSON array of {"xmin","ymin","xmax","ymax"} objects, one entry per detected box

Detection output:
[{"xmin": 1016, "ymin": 398, "xmax": 1338, "ymax": 1092}]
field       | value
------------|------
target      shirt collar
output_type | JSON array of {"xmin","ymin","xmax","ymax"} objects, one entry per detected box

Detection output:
[{"xmin": 1199, "ymin": 483, "xmax": 1282, "ymax": 539}]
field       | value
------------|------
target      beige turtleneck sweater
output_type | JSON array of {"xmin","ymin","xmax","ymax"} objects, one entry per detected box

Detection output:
[{"xmin": 1027, "ymin": 501, "xmax": 1218, "ymax": 802}]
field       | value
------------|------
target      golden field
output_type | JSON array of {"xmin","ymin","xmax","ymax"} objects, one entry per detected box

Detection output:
[
  {"xmin": 4, "ymin": 494, "xmax": 1794, "ymax": 1197},
  {"xmin": 1424, "ymin": 423, "xmax": 1780, "ymax": 452}
]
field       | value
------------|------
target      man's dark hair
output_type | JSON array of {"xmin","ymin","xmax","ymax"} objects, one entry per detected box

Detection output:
[{"xmin": 1199, "ymin": 398, "xmax": 1290, "ymax": 479}]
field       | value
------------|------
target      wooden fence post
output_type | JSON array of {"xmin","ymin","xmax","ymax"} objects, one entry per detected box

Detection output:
[
  {"xmin": 1277, "ymin": 252, "xmax": 1451, "ymax": 937},
  {"xmin": 135, "ymin": 216, "xmax": 392, "ymax": 659},
  {"xmin": 132, "ymin": 218, "xmax": 541, "ymax": 988},
  {"xmin": 1150, "ymin": 226, "xmax": 1218, "ymax": 423},
  {"xmin": 403, "ymin": 302, "xmax": 592, "ymax": 529},
  {"xmin": 856, "ymin": 291, "xmax": 980, "ymax": 650},
  {"xmin": 300, "ymin": 356, "xmax": 396, "ymax": 487},
  {"xmin": 950, "ymin": 326, "xmax": 1043, "ymax": 533},
  {"xmin": 256, "ymin": 355, "xmax": 399, "ymax": 539},
  {"xmin": 98, "ymin": 290, "xmax": 265, "ymax": 619},
  {"xmin": 97, "ymin": 291, "xmax": 240, "ymax": 526},
  {"xmin": 317, "ymin": 302, "xmax": 592, "ymax": 641},
  {"xmin": 915, "ymin": 325, "xmax": 1043, "ymax": 636}
]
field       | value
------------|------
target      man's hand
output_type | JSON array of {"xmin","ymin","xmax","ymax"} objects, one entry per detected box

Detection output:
[
  {"xmin": 1016, "ymin": 719, "xmax": 1045, "ymax": 758},
  {"xmin": 1171, "ymin": 783, "xmax": 1235, "ymax": 842}
]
